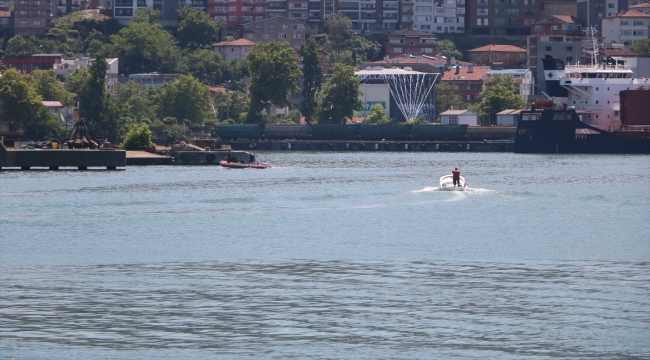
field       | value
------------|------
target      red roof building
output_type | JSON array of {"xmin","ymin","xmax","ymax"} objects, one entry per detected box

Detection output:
[
  {"xmin": 468, "ymin": 45, "xmax": 528, "ymax": 68},
  {"xmin": 531, "ymin": 15, "xmax": 583, "ymax": 36},
  {"xmin": 440, "ymin": 65, "xmax": 491, "ymax": 105},
  {"xmin": 212, "ymin": 38, "xmax": 256, "ymax": 61}
]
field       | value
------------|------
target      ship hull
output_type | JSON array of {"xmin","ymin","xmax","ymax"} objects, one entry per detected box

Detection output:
[{"xmin": 514, "ymin": 110, "xmax": 650, "ymax": 154}]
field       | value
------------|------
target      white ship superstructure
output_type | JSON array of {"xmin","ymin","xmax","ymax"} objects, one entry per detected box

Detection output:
[{"xmin": 543, "ymin": 29, "xmax": 650, "ymax": 131}]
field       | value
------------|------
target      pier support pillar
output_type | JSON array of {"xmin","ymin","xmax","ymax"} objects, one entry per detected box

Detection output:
[
  {"xmin": 78, "ymin": 166, "xmax": 87, "ymax": 170},
  {"xmin": 49, "ymin": 166, "xmax": 59, "ymax": 170},
  {"xmin": 21, "ymin": 166, "xmax": 30, "ymax": 170}
]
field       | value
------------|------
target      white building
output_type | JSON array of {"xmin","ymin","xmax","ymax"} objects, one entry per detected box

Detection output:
[
  {"xmin": 602, "ymin": 10, "xmax": 650, "ymax": 49},
  {"xmin": 496, "ymin": 109, "xmax": 524, "ymax": 126},
  {"xmin": 57, "ymin": 57, "xmax": 119, "ymax": 94},
  {"xmin": 485, "ymin": 69, "xmax": 535, "ymax": 102},
  {"xmin": 440, "ymin": 110, "xmax": 478, "ymax": 125},
  {"xmin": 412, "ymin": 0, "xmax": 465, "ymax": 34}
]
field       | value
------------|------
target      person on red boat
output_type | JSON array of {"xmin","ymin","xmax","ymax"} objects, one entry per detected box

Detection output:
[{"xmin": 452, "ymin": 168, "xmax": 461, "ymax": 187}]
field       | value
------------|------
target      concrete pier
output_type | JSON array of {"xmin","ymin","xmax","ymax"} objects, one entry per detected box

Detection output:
[
  {"xmin": 216, "ymin": 140, "xmax": 514, "ymax": 152},
  {"xmin": 0, "ymin": 142, "xmax": 126, "ymax": 170}
]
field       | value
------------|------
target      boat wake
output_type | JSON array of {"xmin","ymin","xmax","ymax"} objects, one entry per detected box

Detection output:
[{"xmin": 410, "ymin": 187, "xmax": 497, "ymax": 194}]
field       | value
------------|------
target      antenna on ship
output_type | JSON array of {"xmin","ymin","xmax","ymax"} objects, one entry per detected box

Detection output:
[{"xmin": 582, "ymin": 27, "xmax": 600, "ymax": 68}]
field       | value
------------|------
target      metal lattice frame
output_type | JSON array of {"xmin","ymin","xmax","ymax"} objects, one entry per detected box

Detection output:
[{"xmin": 385, "ymin": 73, "xmax": 439, "ymax": 122}]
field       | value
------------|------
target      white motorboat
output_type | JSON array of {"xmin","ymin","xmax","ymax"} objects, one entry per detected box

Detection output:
[{"xmin": 439, "ymin": 174, "xmax": 467, "ymax": 191}]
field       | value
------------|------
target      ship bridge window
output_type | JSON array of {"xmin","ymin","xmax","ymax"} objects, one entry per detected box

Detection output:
[
  {"xmin": 553, "ymin": 112, "xmax": 572, "ymax": 120},
  {"xmin": 588, "ymin": 73, "xmax": 597, "ymax": 78}
]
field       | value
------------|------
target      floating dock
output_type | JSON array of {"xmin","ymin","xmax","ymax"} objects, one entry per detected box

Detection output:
[{"xmin": 0, "ymin": 142, "xmax": 126, "ymax": 170}]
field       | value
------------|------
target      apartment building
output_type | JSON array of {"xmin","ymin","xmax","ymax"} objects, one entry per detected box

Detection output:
[
  {"xmin": 629, "ymin": 2, "xmax": 650, "ymax": 15},
  {"xmin": 577, "ymin": 0, "xmax": 628, "ymax": 32},
  {"xmin": 384, "ymin": 29, "xmax": 437, "ymax": 57},
  {"xmin": 13, "ymin": 0, "xmax": 53, "ymax": 37},
  {"xmin": 602, "ymin": 10, "xmax": 650, "ymax": 48},
  {"xmin": 0, "ymin": 9, "xmax": 13, "ymax": 34},
  {"xmin": 242, "ymin": 17, "xmax": 312, "ymax": 50},
  {"xmin": 467, "ymin": 0, "xmax": 538, "ymax": 36},
  {"xmin": 468, "ymin": 44, "xmax": 528, "ymax": 67},
  {"xmin": 209, "ymin": 0, "xmax": 265, "ymax": 29},
  {"xmin": 537, "ymin": 0, "xmax": 577, "ymax": 21},
  {"xmin": 441, "ymin": 64, "xmax": 491, "ymax": 104},
  {"xmin": 113, "ymin": 0, "xmax": 206, "ymax": 25},
  {"xmin": 212, "ymin": 38, "xmax": 256, "ymax": 61},
  {"xmin": 412, "ymin": 0, "xmax": 466, "ymax": 34},
  {"xmin": 527, "ymin": 15, "xmax": 583, "ymax": 93}
]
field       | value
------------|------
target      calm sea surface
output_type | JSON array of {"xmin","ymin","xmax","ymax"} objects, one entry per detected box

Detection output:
[{"xmin": 1, "ymin": 152, "xmax": 649, "ymax": 359}]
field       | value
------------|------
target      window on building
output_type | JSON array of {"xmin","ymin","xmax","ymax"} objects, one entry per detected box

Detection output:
[
  {"xmin": 32, "ymin": 20, "xmax": 40, "ymax": 26},
  {"xmin": 449, "ymin": 116, "xmax": 458, "ymax": 125},
  {"xmin": 549, "ymin": 5, "xmax": 557, "ymax": 10},
  {"xmin": 230, "ymin": 47, "xmax": 237, "ymax": 52},
  {"xmin": 246, "ymin": 34, "xmax": 254, "ymax": 39},
  {"xmin": 263, "ymin": 33, "xmax": 270, "ymax": 39},
  {"xmin": 282, "ymin": 24, "xmax": 289, "ymax": 29},
  {"xmin": 292, "ymin": 34, "xmax": 301, "ymax": 39},
  {"xmin": 551, "ymin": 25, "xmax": 558, "ymax": 30},
  {"xmin": 269, "ymin": 24, "xmax": 276, "ymax": 29},
  {"xmin": 228, "ymin": 16, "xmax": 237, "ymax": 21},
  {"xmin": 566, "ymin": 46, "xmax": 573, "ymax": 51},
  {"xmin": 535, "ymin": 25, "xmax": 542, "ymax": 30},
  {"xmin": 19, "ymin": 20, "xmax": 28, "ymax": 26},
  {"xmin": 566, "ymin": 56, "xmax": 573, "ymax": 62},
  {"xmin": 493, "ymin": 53, "xmax": 500, "ymax": 58},
  {"xmin": 394, "ymin": 47, "xmax": 404, "ymax": 53},
  {"xmin": 566, "ymin": 5, "xmax": 572, "ymax": 10},
  {"xmin": 228, "ymin": 6, "xmax": 236, "ymax": 11},
  {"xmin": 608, "ymin": 3, "xmax": 614, "ymax": 8},
  {"xmin": 546, "ymin": 46, "xmax": 552, "ymax": 51},
  {"xmin": 279, "ymin": 33, "xmax": 287, "ymax": 39},
  {"xmin": 506, "ymin": 53, "xmax": 512, "ymax": 58}
]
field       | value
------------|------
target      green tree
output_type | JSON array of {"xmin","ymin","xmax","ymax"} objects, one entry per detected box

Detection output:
[
  {"xmin": 156, "ymin": 75, "xmax": 211, "ymax": 125},
  {"xmin": 104, "ymin": 9, "xmax": 176, "ymax": 74},
  {"xmin": 121, "ymin": 123, "xmax": 154, "ymax": 150},
  {"xmin": 212, "ymin": 90, "xmax": 249, "ymax": 122},
  {"xmin": 4, "ymin": 36, "xmax": 39, "ymax": 57},
  {"xmin": 0, "ymin": 68, "xmax": 62, "ymax": 139},
  {"xmin": 182, "ymin": 49, "xmax": 225, "ymax": 85},
  {"xmin": 31, "ymin": 69, "xmax": 75, "ymax": 107},
  {"xmin": 222, "ymin": 58, "xmax": 250, "ymax": 91},
  {"xmin": 316, "ymin": 63, "xmax": 364, "ymax": 124},
  {"xmin": 65, "ymin": 68, "xmax": 91, "ymax": 103},
  {"xmin": 299, "ymin": 38, "xmax": 324, "ymax": 124},
  {"xmin": 472, "ymin": 74, "xmax": 526, "ymax": 126},
  {"xmin": 436, "ymin": 39, "xmax": 463, "ymax": 60},
  {"xmin": 435, "ymin": 81, "xmax": 462, "ymax": 117},
  {"xmin": 630, "ymin": 39, "xmax": 650, "ymax": 56},
  {"xmin": 365, "ymin": 103, "xmax": 390, "ymax": 124},
  {"xmin": 78, "ymin": 53, "xmax": 107, "ymax": 126},
  {"xmin": 246, "ymin": 41, "xmax": 301, "ymax": 123},
  {"xmin": 325, "ymin": 13, "xmax": 352, "ymax": 63},
  {"xmin": 176, "ymin": 6, "xmax": 222, "ymax": 50},
  {"xmin": 345, "ymin": 32, "xmax": 382, "ymax": 63}
]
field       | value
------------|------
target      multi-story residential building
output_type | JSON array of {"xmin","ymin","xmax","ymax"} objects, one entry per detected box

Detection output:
[
  {"xmin": 306, "ymin": 0, "xmax": 336, "ymax": 31},
  {"xmin": 209, "ymin": 0, "xmax": 264, "ymax": 29},
  {"xmin": 212, "ymin": 38, "xmax": 256, "ymax": 61},
  {"xmin": 537, "ymin": 0, "xmax": 577, "ymax": 21},
  {"xmin": 363, "ymin": 54, "xmax": 473, "ymax": 73},
  {"xmin": 114, "ymin": 0, "xmax": 206, "ymax": 25},
  {"xmin": 0, "ymin": 9, "xmax": 13, "ymax": 34},
  {"xmin": 384, "ymin": 29, "xmax": 437, "ymax": 57},
  {"xmin": 485, "ymin": 68, "xmax": 534, "ymax": 101},
  {"xmin": 56, "ymin": 57, "xmax": 119, "ymax": 93},
  {"xmin": 13, "ymin": 0, "xmax": 53, "ymax": 37},
  {"xmin": 602, "ymin": 10, "xmax": 650, "ymax": 48},
  {"xmin": 527, "ymin": 15, "xmax": 583, "ymax": 93},
  {"xmin": 467, "ymin": 0, "xmax": 538, "ymax": 36},
  {"xmin": 400, "ymin": 0, "xmax": 414, "ymax": 30},
  {"xmin": 577, "ymin": 0, "xmax": 628, "ymax": 33},
  {"xmin": 412, "ymin": 0, "xmax": 465, "ymax": 34},
  {"xmin": 56, "ymin": 0, "xmax": 91, "ymax": 17},
  {"xmin": 266, "ymin": 0, "xmax": 309, "ymax": 22},
  {"xmin": 441, "ymin": 64, "xmax": 491, "ymax": 105},
  {"xmin": 468, "ymin": 44, "xmax": 528, "ymax": 68},
  {"xmin": 629, "ymin": 2, "xmax": 650, "ymax": 14},
  {"xmin": 242, "ymin": 17, "xmax": 312, "ymax": 51}
]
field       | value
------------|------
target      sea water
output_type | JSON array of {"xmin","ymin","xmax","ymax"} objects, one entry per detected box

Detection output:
[{"xmin": 1, "ymin": 152, "xmax": 649, "ymax": 359}]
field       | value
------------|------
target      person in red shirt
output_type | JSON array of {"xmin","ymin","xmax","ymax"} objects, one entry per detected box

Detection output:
[{"xmin": 452, "ymin": 168, "xmax": 461, "ymax": 186}]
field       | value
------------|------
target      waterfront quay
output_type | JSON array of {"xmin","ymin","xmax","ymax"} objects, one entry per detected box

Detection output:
[{"xmin": 216, "ymin": 140, "xmax": 513, "ymax": 152}]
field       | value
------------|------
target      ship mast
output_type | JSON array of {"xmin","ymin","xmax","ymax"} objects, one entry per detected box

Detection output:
[{"xmin": 582, "ymin": 27, "xmax": 600, "ymax": 67}]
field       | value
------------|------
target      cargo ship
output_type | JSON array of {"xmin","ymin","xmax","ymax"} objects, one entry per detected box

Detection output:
[{"xmin": 514, "ymin": 33, "xmax": 650, "ymax": 154}]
